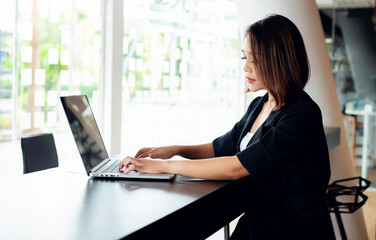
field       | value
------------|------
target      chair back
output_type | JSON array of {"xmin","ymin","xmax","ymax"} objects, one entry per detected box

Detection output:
[{"xmin": 21, "ymin": 133, "xmax": 59, "ymax": 174}]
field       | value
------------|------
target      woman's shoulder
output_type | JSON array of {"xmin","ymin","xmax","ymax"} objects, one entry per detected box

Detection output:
[
  {"xmin": 278, "ymin": 91, "xmax": 323, "ymax": 120},
  {"xmin": 286, "ymin": 91, "xmax": 320, "ymax": 111}
]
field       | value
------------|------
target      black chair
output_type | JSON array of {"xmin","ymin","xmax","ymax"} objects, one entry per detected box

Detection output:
[
  {"xmin": 326, "ymin": 176, "xmax": 370, "ymax": 240},
  {"xmin": 21, "ymin": 133, "xmax": 59, "ymax": 174}
]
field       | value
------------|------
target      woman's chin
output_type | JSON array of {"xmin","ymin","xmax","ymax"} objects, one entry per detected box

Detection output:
[{"xmin": 247, "ymin": 85, "xmax": 258, "ymax": 92}]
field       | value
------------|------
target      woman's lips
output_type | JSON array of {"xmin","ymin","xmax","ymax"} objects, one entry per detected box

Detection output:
[{"xmin": 247, "ymin": 77, "xmax": 255, "ymax": 83}]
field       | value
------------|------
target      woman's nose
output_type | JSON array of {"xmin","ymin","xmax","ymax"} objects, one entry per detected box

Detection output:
[{"xmin": 243, "ymin": 61, "xmax": 251, "ymax": 73}]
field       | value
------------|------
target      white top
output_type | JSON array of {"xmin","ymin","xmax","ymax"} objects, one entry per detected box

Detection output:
[{"xmin": 239, "ymin": 132, "xmax": 255, "ymax": 151}]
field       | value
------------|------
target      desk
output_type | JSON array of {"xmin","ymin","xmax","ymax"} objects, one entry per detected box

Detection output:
[
  {"xmin": 0, "ymin": 170, "xmax": 249, "ymax": 240},
  {"xmin": 0, "ymin": 127, "xmax": 339, "ymax": 240}
]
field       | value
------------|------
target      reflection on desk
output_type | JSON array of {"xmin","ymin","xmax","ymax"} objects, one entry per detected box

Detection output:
[{"xmin": 0, "ymin": 170, "xmax": 247, "ymax": 240}]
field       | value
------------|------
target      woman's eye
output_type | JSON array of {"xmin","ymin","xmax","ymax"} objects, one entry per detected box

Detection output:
[{"xmin": 241, "ymin": 57, "xmax": 246, "ymax": 60}]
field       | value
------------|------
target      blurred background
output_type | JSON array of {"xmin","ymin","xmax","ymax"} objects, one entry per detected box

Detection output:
[{"xmin": 0, "ymin": 0, "xmax": 375, "ymax": 189}]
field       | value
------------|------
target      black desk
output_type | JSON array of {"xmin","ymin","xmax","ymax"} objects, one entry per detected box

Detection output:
[
  {"xmin": 0, "ymin": 127, "xmax": 340, "ymax": 239},
  {"xmin": 0, "ymin": 170, "xmax": 248, "ymax": 240}
]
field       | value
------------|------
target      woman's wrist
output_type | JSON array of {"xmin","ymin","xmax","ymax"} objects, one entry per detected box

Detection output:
[
  {"xmin": 163, "ymin": 160, "xmax": 173, "ymax": 174},
  {"xmin": 172, "ymin": 145, "xmax": 181, "ymax": 157}
]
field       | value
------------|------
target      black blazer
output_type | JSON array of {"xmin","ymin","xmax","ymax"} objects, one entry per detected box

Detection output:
[{"xmin": 213, "ymin": 91, "xmax": 335, "ymax": 240}]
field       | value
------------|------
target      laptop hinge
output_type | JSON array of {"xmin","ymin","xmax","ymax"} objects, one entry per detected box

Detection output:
[{"xmin": 90, "ymin": 158, "xmax": 111, "ymax": 173}]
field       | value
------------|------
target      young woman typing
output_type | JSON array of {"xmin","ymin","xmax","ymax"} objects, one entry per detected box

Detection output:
[{"xmin": 120, "ymin": 14, "xmax": 335, "ymax": 240}]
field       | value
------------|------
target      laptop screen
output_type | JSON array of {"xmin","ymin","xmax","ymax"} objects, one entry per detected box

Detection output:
[{"xmin": 60, "ymin": 95, "xmax": 109, "ymax": 174}]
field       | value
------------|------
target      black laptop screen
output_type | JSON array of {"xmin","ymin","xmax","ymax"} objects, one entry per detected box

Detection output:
[{"xmin": 60, "ymin": 95, "xmax": 109, "ymax": 174}]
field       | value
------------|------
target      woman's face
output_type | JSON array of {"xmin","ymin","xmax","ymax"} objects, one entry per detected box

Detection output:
[{"xmin": 242, "ymin": 38, "xmax": 266, "ymax": 92}]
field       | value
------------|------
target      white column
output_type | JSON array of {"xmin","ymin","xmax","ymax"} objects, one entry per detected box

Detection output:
[
  {"xmin": 234, "ymin": 0, "xmax": 367, "ymax": 239},
  {"xmin": 103, "ymin": 0, "xmax": 123, "ymax": 155},
  {"xmin": 362, "ymin": 112, "xmax": 370, "ymax": 178}
]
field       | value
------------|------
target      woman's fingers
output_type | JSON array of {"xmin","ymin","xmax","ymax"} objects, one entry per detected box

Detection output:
[
  {"xmin": 136, "ymin": 147, "xmax": 162, "ymax": 159},
  {"xmin": 138, "ymin": 151, "xmax": 151, "ymax": 159},
  {"xmin": 119, "ymin": 157, "xmax": 126, "ymax": 170},
  {"xmin": 134, "ymin": 146, "xmax": 176, "ymax": 160},
  {"xmin": 124, "ymin": 163, "xmax": 137, "ymax": 173},
  {"xmin": 119, "ymin": 156, "xmax": 135, "ymax": 170},
  {"xmin": 135, "ymin": 147, "xmax": 153, "ymax": 158},
  {"xmin": 120, "ymin": 157, "xmax": 165, "ymax": 174},
  {"xmin": 144, "ymin": 147, "xmax": 169, "ymax": 159}
]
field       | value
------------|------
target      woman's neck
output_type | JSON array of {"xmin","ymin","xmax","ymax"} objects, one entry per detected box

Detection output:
[{"xmin": 267, "ymin": 92, "xmax": 275, "ymax": 104}]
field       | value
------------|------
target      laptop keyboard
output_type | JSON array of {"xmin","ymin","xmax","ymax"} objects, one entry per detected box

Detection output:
[
  {"xmin": 100, "ymin": 159, "xmax": 139, "ymax": 174},
  {"xmin": 101, "ymin": 160, "xmax": 121, "ymax": 173},
  {"xmin": 100, "ymin": 160, "xmax": 140, "ymax": 174}
]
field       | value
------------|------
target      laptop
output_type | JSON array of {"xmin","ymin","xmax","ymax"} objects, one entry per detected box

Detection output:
[{"xmin": 60, "ymin": 95, "xmax": 175, "ymax": 180}]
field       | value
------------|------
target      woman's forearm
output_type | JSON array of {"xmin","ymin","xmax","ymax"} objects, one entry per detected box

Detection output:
[
  {"xmin": 175, "ymin": 143, "xmax": 216, "ymax": 159},
  {"xmin": 164, "ymin": 156, "xmax": 249, "ymax": 180}
]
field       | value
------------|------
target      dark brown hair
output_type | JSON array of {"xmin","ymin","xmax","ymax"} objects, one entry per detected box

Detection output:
[{"xmin": 245, "ymin": 14, "xmax": 310, "ymax": 109}]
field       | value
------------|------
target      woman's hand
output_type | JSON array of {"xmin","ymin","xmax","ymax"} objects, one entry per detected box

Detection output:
[
  {"xmin": 119, "ymin": 156, "xmax": 167, "ymax": 174},
  {"xmin": 119, "ymin": 155, "xmax": 249, "ymax": 180},
  {"xmin": 135, "ymin": 146, "xmax": 178, "ymax": 159}
]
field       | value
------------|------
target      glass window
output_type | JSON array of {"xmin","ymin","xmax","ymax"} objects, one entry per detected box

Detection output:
[
  {"xmin": 121, "ymin": 0, "xmax": 244, "ymax": 155},
  {"xmin": 0, "ymin": 0, "xmax": 16, "ymax": 174},
  {"xmin": 0, "ymin": 0, "xmax": 103, "ymax": 175}
]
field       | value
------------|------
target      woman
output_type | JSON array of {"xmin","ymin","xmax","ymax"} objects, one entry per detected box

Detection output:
[{"xmin": 120, "ymin": 14, "xmax": 335, "ymax": 239}]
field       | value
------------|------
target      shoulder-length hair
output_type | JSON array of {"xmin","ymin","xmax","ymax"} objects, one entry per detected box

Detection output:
[{"xmin": 245, "ymin": 14, "xmax": 310, "ymax": 109}]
